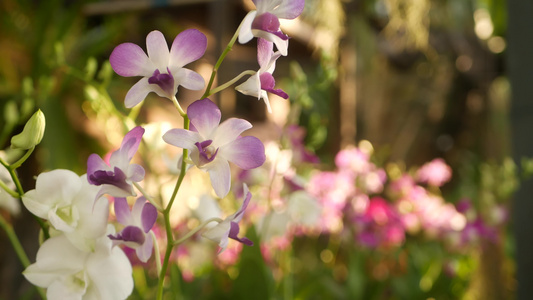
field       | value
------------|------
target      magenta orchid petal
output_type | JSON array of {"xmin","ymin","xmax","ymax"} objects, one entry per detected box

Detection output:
[
  {"xmin": 114, "ymin": 198, "xmax": 133, "ymax": 225},
  {"xmin": 187, "ymin": 99, "xmax": 221, "ymax": 138},
  {"xmin": 124, "ymin": 78, "xmax": 153, "ymax": 108},
  {"xmin": 109, "ymin": 225, "xmax": 145, "ymax": 245},
  {"xmin": 212, "ymin": 118, "xmax": 253, "ymax": 147},
  {"xmin": 260, "ymin": 73, "xmax": 288, "ymax": 99},
  {"xmin": 228, "ymin": 222, "xmax": 253, "ymax": 246},
  {"xmin": 121, "ymin": 126, "xmax": 145, "ymax": 161},
  {"xmin": 172, "ymin": 68, "xmax": 205, "ymax": 90},
  {"xmin": 110, "ymin": 43, "xmax": 153, "ymax": 77},
  {"xmin": 162, "ymin": 128, "xmax": 202, "ymax": 150},
  {"xmin": 169, "ymin": 29, "xmax": 208, "ymax": 67},
  {"xmin": 87, "ymin": 154, "xmax": 111, "ymax": 185},
  {"xmin": 220, "ymin": 136, "xmax": 266, "ymax": 170},
  {"xmin": 233, "ymin": 187, "xmax": 252, "ymax": 223},
  {"xmin": 146, "ymin": 31, "xmax": 170, "ymax": 71},
  {"xmin": 141, "ymin": 202, "xmax": 157, "ymax": 233},
  {"xmin": 207, "ymin": 159, "xmax": 231, "ymax": 198},
  {"xmin": 136, "ymin": 232, "xmax": 153, "ymax": 263}
]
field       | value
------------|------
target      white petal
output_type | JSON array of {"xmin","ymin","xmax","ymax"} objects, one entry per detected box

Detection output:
[
  {"xmin": 163, "ymin": 128, "xmax": 202, "ymax": 150},
  {"xmin": 212, "ymin": 118, "xmax": 252, "ymax": 147},
  {"xmin": 238, "ymin": 11, "xmax": 258, "ymax": 44},
  {"xmin": 206, "ymin": 159, "xmax": 231, "ymax": 198},
  {"xmin": 252, "ymin": 30, "xmax": 289, "ymax": 56},
  {"xmin": 86, "ymin": 246, "xmax": 133, "ymax": 300},
  {"xmin": 235, "ymin": 73, "xmax": 261, "ymax": 98},
  {"xmin": 124, "ymin": 77, "xmax": 156, "ymax": 108},
  {"xmin": 146, "ymin": 30, "xmax": 170, "ymax": 71}
]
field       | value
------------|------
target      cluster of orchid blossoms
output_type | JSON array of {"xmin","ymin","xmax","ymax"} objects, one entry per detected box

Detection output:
[{"xmin": 0, "ymin": 1, "xmax": 306, "ymax": 299}]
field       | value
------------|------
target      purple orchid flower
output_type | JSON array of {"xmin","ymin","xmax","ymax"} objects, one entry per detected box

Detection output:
[
  {"xmin": 108, "ymin": 197, "xmax": 157, "ymax": 263},
  {"xmin": 87, "ymin": 126, "xmax": 145, "ymax": 198},
  {"xmin": 110, "ymin": 29, "xmax": 207, "ymax": 108},
  {"xmin": 236, "ymin": 39, "xmax": 288, "ymax": 113},
  {"xmin": 163, "ymin": 99, "xmax": 266, "ymax": 198},
  {"xmin": 238, "ymin": 0, "xmax": 305, "ymax": 56},
  {"xmin": 202, "ymin": 184, "xmax": 253, "ymax": 252}
]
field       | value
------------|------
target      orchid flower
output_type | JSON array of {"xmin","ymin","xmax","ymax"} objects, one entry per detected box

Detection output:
[
  {"xmin": 236, "ymin": 39, "xmax": 288, "ymax": 113},
  {"xmin": 202, "ymin": 184, "xmax": 253, "ymax": 252},
  {"xmin": 110, "ymin": 29, "xmax": 207, "ymax": 108},
  {"xmin": 24, "ymin": 226, "xmax": 133, "ymax": 300},
  {"xmin": 22, "ymin": 170, "xmax": 109, "ymax": 252},
  {"xmin": 238, "ymin": 0, "xmax": 305, "ymax": 56},
  {"xmin": 87, "ymin": 126, "xmax": 145, "ymax": 199},
  {"xmin": 108, "ymin": 197, "xmax": 157, "ymax": 263},
  {"xmin": 163, "ymin": 99, "xmax": 266, "ymax": 198}
]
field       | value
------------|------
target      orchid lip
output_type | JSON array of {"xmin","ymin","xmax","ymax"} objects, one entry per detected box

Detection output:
[
  {"xmin": 148, "ymin": 68, "xmax": 175, "ymax": 96},
  {"xmin": 88, "ymin": 167, "xmax": 131, "ymax": 192},
  {"xmin": 252, "ymin": 12, "xmax": 289, "ymax": 41},
  {"xmin": 195, "ymin": 140, "xmax": 219, "ymax": 166}
]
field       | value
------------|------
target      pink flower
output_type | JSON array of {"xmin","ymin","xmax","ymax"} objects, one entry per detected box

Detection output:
[{"xmin": 416, "ymin": 158, "xmax": 452, "ymax": 187}]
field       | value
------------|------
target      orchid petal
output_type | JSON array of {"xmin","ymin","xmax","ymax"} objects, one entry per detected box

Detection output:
[
  {"xmin": 135, "ymin": 232, "xmax": 153, "ymax": 263},
  {"xmin": 146, "ymin": 30, "xmax": 170, "ymax": 71},
  {"xmin": 232, "ymin": 187, "xmax": 252, "ymax": 223},
  {"xmin": 253, "ymin": 30, "xmax": 289, "ymax": 56},
  {"xmin": 212, "ymin": 118, "xmax": 253, "ymax": 147},
  {"xmin": 202, "ymin": 220, "xmax": 231, "ymax": 249},
  {"xmin": 271, "ymin": 0, "xmax": 305, "ymax": 19},
  {"xmin": 235, "ymin": 73, "xmax": 261, "ymax": 98},
  {"xmin": 87, "ymin": 154, "xmax": 110, "ymax": 185},
  {"xmin": 228, "ymin": 222, "xmax": 253, "ymax": 246},
  {"xmin": 207, "ymin": 159, "xmax": 231, "ymax": 198},
  {"xmin": 36, "ymin": 170, "xmax": 81, "ymax": 206},
  {"xmin": 21, "ymin": 190, "xmax": 50, "ymax": 219},
  {"xmin": 110, "ymin": 43, "xmax": 153, "ymax": 77},
  {"xmin": 141, "ymin": 202, "xmax": 157, "ymax": 233},
  {"xmin": 238, "ymin": 11, "xmax": 258, "ymax": 44},
  {"xmin": 114, "ymin": 198, "xmax": 133, "ymax": 225},
  {"xmin": 169, "ymin": 29, "xmax": 207, "ymax": 67},
  {"xmin": 257, "ymin": 38, "xmax": 274, "ymax": 68},
  {"xmin": 187, "ymin": 99, "xmax": 221, "ymax": 138},
  {"xmin": 124, "ymin": 77, "xmax": 154, "ymax": 108},
  {"xmin": 86, "ymin": 245, "xmax": 133, "ymax": 300},
  {"xmin": 220, "ymin": 136, "xmax": 266, "ymax": 170},
  {"xmin": 120, "ymin": 126, "xmax": 145, "ymax": 161},
  {"xmin": 171, "ymin": 68, "xmax": 205, "ymax": 91},
  {"xmin": 163, "ymin": 128, "xmax": 202, "ymax": 150},
  {"xmin": 127, "ymin": 163, "xmax": 145, "ymax": 182},
  {"xmin": 131, "ymin": 197, "xmax": 145, "ymax": 224}
]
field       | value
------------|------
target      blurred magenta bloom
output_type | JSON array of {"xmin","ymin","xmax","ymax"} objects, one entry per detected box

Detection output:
[
  {"xmin": 236, "ymin": 39, "xmax": 288, "ymax": 113},
  {"xmin": 110, "ymin": 29, "xmax": 207, "ymax": 108},
  {"xmin": 108, "ymin": 197, "xmax": 157, "ymax": 263},
  {"xmin": 202, "ymin": 184, "xmax": 254, "ymax": 252},
  {"xmin": 238, "ymin": 0, "xmax": 305, "ymax": 55},
  {"xmin": 163, "ymin": 99, "xmax": 265, "ymax": 198},
  {"xmin": 416, "ymin": 158, "xmax": 452, "ymax": 187},
  {"xmin": 87, "ymin": 126, "xmax": 145, "ymax": 199},
  {"xmin": 355, "ymin": 197, "xmax": 405, "ymax": 248}
]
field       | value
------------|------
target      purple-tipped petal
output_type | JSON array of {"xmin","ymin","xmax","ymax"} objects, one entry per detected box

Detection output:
[
  {"xmin": 169, "ymin": 29, "xmax": 207, "ymax": 68},
  {"xmin": 257, "ymin": 39, "xmax": 274, "ymax": 69},
  {"xmin": 207, "ymin": 159, "xmax": 231, "ymax": 198},
  {"xmin": 252, "ymin": 12, "xmax": 281, "ymax": 34},
  {"xmin": 228, "ymin": 222, "xmax": 253, "ymax": 246},
  {"xmin": 87, "ymin": 154, "xmax": 110, "ymax": 185},
  {"xmin": 271, "ymin": 0, "xmax": 305, "ymax": 19},
  {"xmin": 220, "ymin": 136, "xmax": 266, "ymax": 170},
  {"xmin": 125, "ymin": 78, "xmax": 154, "ymax": 108},
  {"xmin": 146, "ymin": 30, "xmax": 170, "ymax": 71},
  {"xmin": 120, "ymin": 126, "xmax": 145, "ymax": 161},
  {"xmin": 233, "ymin": 188, "xmax": 252, "ymax": 223},
  {"xmin": 172, "ymin": 68, "xmax": 205, "ymax": 91},
  {"xmin": 212, "ymin": 118, "xmax": 253, "ymax": 147},
  {"xmin": 187, "ymin": 99, "xmax": 221, "ymax": 138},
  {"xmin": 109, "ymin": 225, "xmax": 145, "ymax": 245},
  {"xmin": 163, "ymin": 128, "xmax": 202, "ymax": 150},
  {"xmin": 136, "ymin": 232, "xmax": 153, "ymax": 263},
  {"xmin": 110, "ymin": 43, "xmax": 153, "ymax": 77},
  {"xmin": 114, "ymin": 198, "xmax": 133, "ymax": 225},
  {"xmin": 141, "ymin": 202, "xmax": 157, "ymax": 233},
  {"xmin": 260, "ymin": 73, "xmax": 288, "ymax": 99}
]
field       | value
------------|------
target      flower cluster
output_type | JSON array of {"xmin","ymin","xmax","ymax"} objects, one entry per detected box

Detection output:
[{"xmin": 0, "ymin": 1, "xmax": 307, "ymax": 299}]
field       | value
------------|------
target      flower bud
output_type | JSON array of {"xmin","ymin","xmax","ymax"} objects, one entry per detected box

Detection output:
[{"xmin": 11, "ymin": 110, "xmax": 46, "ymax": 150}]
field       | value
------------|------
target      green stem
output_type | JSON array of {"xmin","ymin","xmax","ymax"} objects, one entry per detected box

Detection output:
[
  {"xmin": 205, "ymin": 70, "xmax": 256, "ymax": 98},
  {"xmin": 151, "ymin": 230, "xmax": 162, "ymax": 275},
  {"xmin": 0, "ymin": 215, "xmax": 47, "ymax": 299},
  {"xmin": 171, "ymin": 96, "xmax": 187, "ymax": 117},
  {"xmin": 133, "ymin": 182, "xmax": 163, "ymax": 212},
  {"xmin": 173, "ymin": 217, "xmax": 223, "ymax": 246},
  {"xmin": 11, "ymin": 147, "xmax": 35, "ymax": 170},
  {"xmin": 0, "ymin": 179, "xmax": 19, "ymax": 198},
  {"xmin": 156, "ymin": 115, "xmax": 190, "ymax": 300},
  {"xmin": 201, "ymin": 18, "xmax": 245, "ymax": 99}
]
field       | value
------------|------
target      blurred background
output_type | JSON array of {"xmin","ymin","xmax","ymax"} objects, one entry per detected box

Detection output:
[{"xmin": 1, "ymin": 0, "xmax": 532, "ymax": 299}]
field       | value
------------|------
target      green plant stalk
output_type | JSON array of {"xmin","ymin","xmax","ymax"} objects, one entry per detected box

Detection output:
[
  {"xmin": 156, "ymin": 115, "xmax": 189, "ymax": 300},
  {"xmin": 201, "ymin": 18, "xmax": 245, "ymax": 99},
  {"xmin": 0, "ymin": 215, "xmax": 47, "ymax": 299},
  {"xmin": 205, "ymin": 70, "xmax": 256, "ymax": 98},
  {"xmin": 173, "ymin": 217, "xmax": 223, "ymax": 246},
  {"xmin": 0, "ymin": 179, "xmax": 19, "ymax": 198}
]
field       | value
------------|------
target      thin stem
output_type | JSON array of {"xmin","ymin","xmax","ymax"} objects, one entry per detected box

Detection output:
[
  {"xmin": 11, "ymin": 147, "xmax": 35, "ymax": 170},
  {"xmin": 173, "ymin": 217, "xmax": 223, "ymax": 246},
  {"xmin": 206, "ymin": 70, "xmax": 256, "ymax": 98},
  {"xmin": 171, "ymin": 96, "xmax": 187, "ymax": 117},
  {"xmin": 0, "ymin": 179, "xmax": 19, "ymax": 198},
  {"xmin": 151, "ymin": 230, "xmax": 162, "ymax": 275},
  {"xmin": 133, "ymin": 182, "xmax": 163, "ymax": 212},
  {"xmin": 202, "ymin": 18, "xmax": 246, "ymax": 99},
  {"xmin": 156, "ymin": 115, "xmax": 190, "ymax": 300}
]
